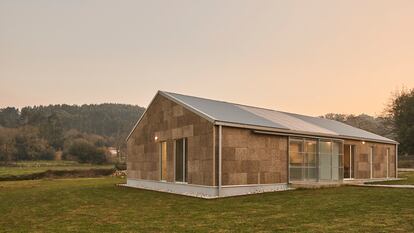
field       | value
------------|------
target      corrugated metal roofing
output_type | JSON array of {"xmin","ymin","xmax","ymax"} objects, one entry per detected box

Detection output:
[{"xmin": 161, "ymin": 91, "xmax": 397, "ymax": 144}]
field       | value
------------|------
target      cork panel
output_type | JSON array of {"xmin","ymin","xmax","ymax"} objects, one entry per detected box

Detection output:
[
  {"xmin": 344, "ymin": 139, "xmax": 397, "ymax": 179},
  {"xmin": 221, "ymin": 127, "xmax": 288, "ymax": 185},
  {"xmin": 127, "ymin": 94, "xmax": 214, "ymax": 185}
]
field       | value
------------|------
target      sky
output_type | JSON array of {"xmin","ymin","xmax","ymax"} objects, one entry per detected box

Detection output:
[{"xmin": 1, "ymin": 0, "xmax": 413, "ymax": 116}]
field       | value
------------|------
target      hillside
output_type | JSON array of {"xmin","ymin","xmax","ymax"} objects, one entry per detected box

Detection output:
[{"xmin": 0, "ymin": 104, "xmax": 145, "ymax": 163}]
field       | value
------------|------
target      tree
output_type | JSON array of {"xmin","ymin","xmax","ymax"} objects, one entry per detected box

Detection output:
[
  {"xmin": 0, "ymin": 128, "xmax": 18, "ymax": 163},
  {"xmin": 387, "ymin": 88, "xmax": 414, "ymax": 155},
  {"xmin": 0, "ymin": 107, "xmax": 20, "ymax": 127},
  {"xmin": 321, "ymin": 113, "xmax": 394, "ymax": 139},
  {"xmin": 67, "ymin": 139, "xmax": 106, "ymax": 164},
  {"xmin": 13, "ymin": 126, "xmax": 55, "ymax": 160},
  {"xmin": 39, "ymin": 113, "xmax": 64, "ymax": 149}
]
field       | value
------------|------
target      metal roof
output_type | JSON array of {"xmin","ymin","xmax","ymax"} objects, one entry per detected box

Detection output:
[{"xmin": 161, "ymin": 91, "xmax": 397, "ymax": 144}]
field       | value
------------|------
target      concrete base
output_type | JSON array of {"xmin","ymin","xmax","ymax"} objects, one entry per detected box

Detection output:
[
  {"xmin": 290, "ymin": 181, "xmax": 342, "ymax": 189},
  {"xmin": 290, "ymin": 178, "xmax": 404, "ymax": 189},
  {"xmin": 122, "ymin": 178, "xmax": 290, "ymax": 198},
  {"xmin": 343, "ymin": 178, "xmax": 403, "ymax": 185}
]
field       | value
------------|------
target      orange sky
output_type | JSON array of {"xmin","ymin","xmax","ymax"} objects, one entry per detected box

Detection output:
[{"xmin": 1, "ymin": 0, "xmax": 413, "ymax": 116}]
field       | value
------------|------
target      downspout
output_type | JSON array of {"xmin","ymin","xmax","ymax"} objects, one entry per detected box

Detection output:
[
  {"xmin": 287, "ymin": 136, "xmax": 290, "ymax": 184},
  {"xmin": 218, "ymin": 125, "xmax": 222, "ymax": 197}
]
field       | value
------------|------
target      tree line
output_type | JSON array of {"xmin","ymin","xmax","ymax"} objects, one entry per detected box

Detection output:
[
  {"xmin": 322, "ymin": 88, "xmax": 414, "ymax": 160},
  {"xmin": 0, "ymin": 88, "xmax": 413, "ymax": 164},
  {"xmin": 0, "ymin": 104, "xmax": 145, "ymax": 164}
]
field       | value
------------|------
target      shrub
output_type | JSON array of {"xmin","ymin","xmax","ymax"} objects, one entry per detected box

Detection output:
[
  {"xmin": 67, "ymin": 139, "xmax": 107, "ymax": 164},
  {"xmin": 115, "ymin": 162, "xmax": 127, "ymax": 170}
]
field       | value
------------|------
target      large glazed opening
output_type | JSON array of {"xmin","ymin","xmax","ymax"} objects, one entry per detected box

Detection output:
[
  {"xmin": 343, "ymin": 144, "xmax": 355, "ymax": 179},
  {"xmin": 289, "ymin": 137, "xmax": 343, "ymax": 182}
]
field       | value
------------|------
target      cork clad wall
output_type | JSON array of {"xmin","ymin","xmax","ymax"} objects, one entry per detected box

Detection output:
[
  {"xmin": 220, "ymin": 127, "xmax": 288, "ymax": 185},
  {"xmin": 344, "ymin": 139, "xmax": 396, "ymax": 179},
  {"xmin": 127, "ymin": 94, "xmax": 215, "ymax": 186}
]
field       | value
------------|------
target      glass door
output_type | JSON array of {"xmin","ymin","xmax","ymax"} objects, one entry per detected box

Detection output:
[{"xmin": 343, "ymin": 145, "xmax": 355, "ymax": 179}]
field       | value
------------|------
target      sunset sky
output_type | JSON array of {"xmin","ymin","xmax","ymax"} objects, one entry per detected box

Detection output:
[{"xmin": 1, "ymin": 0, "xmax": 413, "ymax": 116}]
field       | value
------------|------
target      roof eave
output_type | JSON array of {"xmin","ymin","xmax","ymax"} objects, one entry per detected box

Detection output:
[{"xmin": 214, "ymin": 120, "xmax": 398, "ymax": 145}]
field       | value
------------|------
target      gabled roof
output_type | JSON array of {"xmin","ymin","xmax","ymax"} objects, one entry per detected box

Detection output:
[
  {"xmin": 160, "ymin": 91, "xmax": 397, "ymax": 144},
  {"xmin": 126, "ymin": 91, "xmax": 397, "ymax": 144}
]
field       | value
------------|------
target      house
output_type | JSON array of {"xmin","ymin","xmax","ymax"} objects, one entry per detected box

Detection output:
[{"xmin": 125, "ymin": 91, "xmax": 398, "ymax": 198}]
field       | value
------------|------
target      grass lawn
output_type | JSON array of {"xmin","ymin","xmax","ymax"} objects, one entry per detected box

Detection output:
[
  {"xmin": 0, "ymin": 160, "xmax": 114, "ymax": 178},
  {"xmin": 0, "ymin": 177, "xmax": 413, "ymax": 232}
]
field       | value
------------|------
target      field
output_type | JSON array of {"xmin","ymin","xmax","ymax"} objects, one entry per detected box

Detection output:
[
  {"xmin": 0, "ymin": 174, "xmax": 413, "ymax": 232},
  {"xmin": 0, "ymin": 161, "xmax": 114, "ymax": 178}
]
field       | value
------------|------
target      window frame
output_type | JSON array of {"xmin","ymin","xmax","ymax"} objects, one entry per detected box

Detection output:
[{"xmin": 174, "ymin": 138, "xmax": 188, "ymax": 183}]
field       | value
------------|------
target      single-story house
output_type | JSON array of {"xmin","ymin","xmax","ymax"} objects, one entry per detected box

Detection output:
[{"xmin": 125, "ymin": 91, "xmax": 398, "ymax": 198}]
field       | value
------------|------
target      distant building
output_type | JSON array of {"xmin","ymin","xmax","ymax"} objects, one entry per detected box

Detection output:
[
  {"xmin": 106, "ymin": 147, "xmax": 118, "ymax": 163},
  {"xmin": 125, "ymin": 91, "xmax": 398, "ymax": 198}
]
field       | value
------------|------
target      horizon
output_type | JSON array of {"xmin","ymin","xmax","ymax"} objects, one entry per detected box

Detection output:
[{"xmin": 1, "ymin": 1, "xmax": 414, "ymax": 116}]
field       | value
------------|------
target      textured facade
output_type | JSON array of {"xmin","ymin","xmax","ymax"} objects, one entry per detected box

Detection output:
[
  {"xmin": 344, "ymin": 139, "xmax": 396, "ymax": 179},
  {"xmin": 127, "ymin": 94, "xmax": 215, "ymax": 186},
  {"xmin": 126, "ymin": 91, "xmax": 398, "ymax": 198},
  {"xmin": 220, "ymin": 127, "xmax": 288, "ymax": 185}
]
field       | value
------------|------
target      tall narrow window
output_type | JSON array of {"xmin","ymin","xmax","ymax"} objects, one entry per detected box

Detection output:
[
  {"xmin": 289, "ymin": 139, "xmax": 304, "ymax": 181},
  {"xmin": 175, "ymin": 138, "xmax": 188, "ymax": 182},
  {"xmin": 319, "ymin": 140, "xmax": 332, "ymax": 180},
  {"xmin": 160, "ymin": 142, "xmax": 167, "ymax": 181}
]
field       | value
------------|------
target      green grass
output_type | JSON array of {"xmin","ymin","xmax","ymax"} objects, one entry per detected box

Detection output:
[
  {"xmin": 0, "ymin": 160, "xmax": 114, "ymax": 178},
  {"xmin": 0, "ymin": 178, "xmax": 413, "ymax": 232}
]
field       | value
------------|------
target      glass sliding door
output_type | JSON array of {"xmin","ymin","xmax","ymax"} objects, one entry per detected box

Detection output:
[
  {"xmin": 319, "ymin": 140, "xmax": 332, "ymax": 180},
  {"xmin": 289, "ymin": 138, "xmax": 317, "ymax": 181},
  {"xmin": 343, "ymin": 145, "xmax": 355, "ymax": 179},
  {"xmin": 289, "ymin": 137, "xmax": 344, "ymax": 182},
  {"xmin": 289, "ymin": 139, "xmax": 304, "ymax": 181},
  {"xmin": 175, "ymin": 138, "xmax": 188, "ymax": 182},
  {"xmin": 304, "ymin": 139, "xmax": 317, "ymax": 181},
  {"xmin": 332, "ymin": 141, "xmax": 343, "ymax": 180}
]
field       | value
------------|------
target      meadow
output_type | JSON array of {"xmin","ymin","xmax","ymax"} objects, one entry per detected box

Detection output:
[
  {"xmin": 0, "ymin": 173, "xmax": 413, "ymax": 232},
  {"xmin": 0, "ymin": 160, "xmax": 114, "ymax": 179}
]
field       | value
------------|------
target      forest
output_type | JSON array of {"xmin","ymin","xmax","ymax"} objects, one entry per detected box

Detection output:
[
  {"xmin": 0, "ymin": 88, "xmax": 413, "ymax": 164},
  {"xmin": 0, "ymin": 104, "xmax": 144, "ymax": 164}
]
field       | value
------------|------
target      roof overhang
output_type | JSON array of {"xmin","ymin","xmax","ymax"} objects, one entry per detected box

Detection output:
[
  {"xmin": 126, "ymin": 91, "xmax": 399, "ymax": 146},
  {"xmin": 214, "ymin": 121, "xmax": 399, "ymax": 145}
]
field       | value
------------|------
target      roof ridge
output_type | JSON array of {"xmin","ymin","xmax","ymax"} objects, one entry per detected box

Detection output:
[
  {"xmin": 159, "ymin": 91, "xmax": 396, "ymax": 144},
  {"xmin": 161, "ymin": 90, "xmax": 320, "ymax": 119}
]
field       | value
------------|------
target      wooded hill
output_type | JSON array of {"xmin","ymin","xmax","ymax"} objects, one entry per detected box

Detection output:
[
  {"xmin": 1, "ymin": 87, "xmax": 413, "ymax": 164},
  {"xmin": 0, "ymin": 104, "xmax": 144, "ymax": 163},
  {"xmin": 0, "ymin": 104, "xmax": 145, "ymax": 139}
]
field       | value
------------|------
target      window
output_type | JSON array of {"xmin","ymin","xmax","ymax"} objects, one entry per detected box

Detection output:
[
  {"xmin": 160, "ymin": 142, "xmax": 167, "ymax": 181},
  {"xmin": 289, "ymin": 137, "xmax": 344, "ymax": 182},
  {"xmin": 319, "ymin": 140, "xmax": 332, "ymax": 180},
  {"xmin": 175, "ymin": 138, "xmax": 188, "ymax": 182},
  {"xmin": 289, "ymin": 138, "xmax": 317, "ymax": 181}
]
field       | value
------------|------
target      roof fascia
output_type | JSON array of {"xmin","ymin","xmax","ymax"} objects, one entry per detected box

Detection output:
[
  {"xmin": 125, "ymin": 91, "xmax": 160, "ymax": 141},
  {"xmin": 126, "ymin": 91, "xmax": 217, "ymax": 142},
  {"xmin": 214, "ymin": 121, "xmax": 398, "ymax": 145}
]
